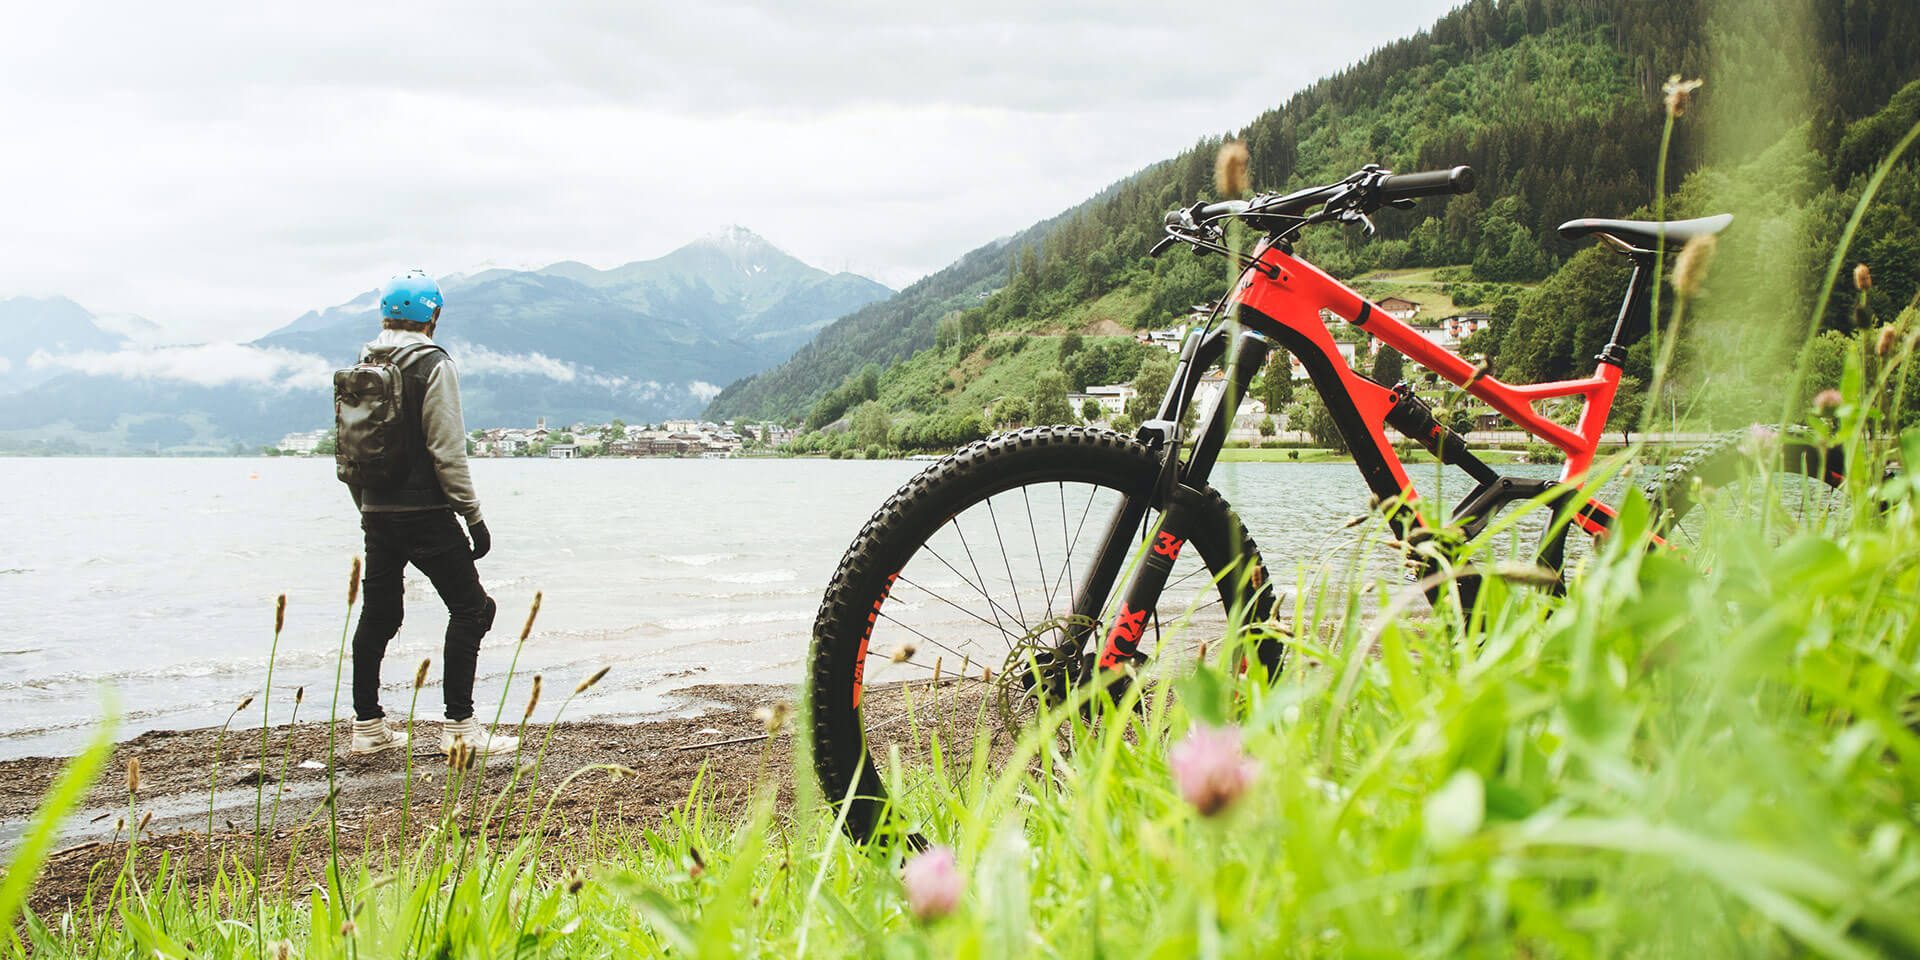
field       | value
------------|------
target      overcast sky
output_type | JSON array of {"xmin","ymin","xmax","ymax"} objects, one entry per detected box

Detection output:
[{"xmin": 2, "ymin": 1, "xmax": 1460, "ymax": 342}]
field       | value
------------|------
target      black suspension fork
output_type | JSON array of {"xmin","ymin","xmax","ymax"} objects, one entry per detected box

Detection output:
[{"xmin": 1061, "ymin": 331, "xmax": 1269, "ymax": 675}]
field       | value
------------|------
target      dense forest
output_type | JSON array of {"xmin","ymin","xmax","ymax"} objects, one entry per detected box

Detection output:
[{"xmin": 708, "ymin": 0, "xmax": 1920, "ymax": 437}]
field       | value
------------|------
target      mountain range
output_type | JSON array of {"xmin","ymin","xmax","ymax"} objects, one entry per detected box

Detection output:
[{"xmin": 0, "ymin": 227, "xmax": 890, "ymax": 453}]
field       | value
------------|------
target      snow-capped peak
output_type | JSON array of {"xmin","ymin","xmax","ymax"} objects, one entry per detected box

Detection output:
[{"xmin": 698, "ymin": 224, "xmax": 777, "ymax": 255}]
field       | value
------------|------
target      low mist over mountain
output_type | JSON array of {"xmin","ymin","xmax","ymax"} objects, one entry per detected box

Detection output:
[
  {"xmin": 0, "ymin": 297, "xmax": 128, "ymax": 393},
  {"xmin": 0, "ymin": 228, "xmax": 889, "ymax": 453}
]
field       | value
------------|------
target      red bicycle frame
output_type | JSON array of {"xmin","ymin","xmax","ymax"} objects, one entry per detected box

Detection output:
[
  {"xmin": 1082, "ymin": 213, "xmax": 1663, "ymax": 670},
  {"xmin": 1228, "ymin": 240, "xmax": 1622, "ymax": 537}
]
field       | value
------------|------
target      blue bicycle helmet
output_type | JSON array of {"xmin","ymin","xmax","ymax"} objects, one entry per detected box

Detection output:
[{"xmin": 379, "ymin": 270, "xmax": 443, "ymax": 324}]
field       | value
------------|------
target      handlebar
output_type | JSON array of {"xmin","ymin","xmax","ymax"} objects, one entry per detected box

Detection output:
[
  {"xmin": 1154, "ymin": 163, "xmax": 1475, "ymax": 258},
  {"xmin": 1376, "ymin": 165, "xmax": 1475, "ymax": 201}
]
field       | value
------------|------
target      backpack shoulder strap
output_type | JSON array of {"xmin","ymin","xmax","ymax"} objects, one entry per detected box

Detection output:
[{"xmin": 377, "ymin": 342, "xmax": 448, "ymax": 370}]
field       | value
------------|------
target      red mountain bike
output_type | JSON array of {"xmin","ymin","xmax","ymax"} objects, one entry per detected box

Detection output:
[{"xmin": 808, "ymin": 164, "xmax": 1848, "ymax": 840}]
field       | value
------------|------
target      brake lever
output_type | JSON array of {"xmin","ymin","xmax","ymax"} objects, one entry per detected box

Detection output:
[
  {"xmin": 1335, "ymin": 207, "xmax": 1377, "ymax": 237},
  {"xmin": 1149, "ymin": 235, "xmax": 1180, "ymax": 258}
]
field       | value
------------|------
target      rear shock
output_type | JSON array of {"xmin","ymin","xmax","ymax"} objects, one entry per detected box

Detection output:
[{"xmin": 1384, "ymin": 381, "xmax": 1497, "ymax": 485}]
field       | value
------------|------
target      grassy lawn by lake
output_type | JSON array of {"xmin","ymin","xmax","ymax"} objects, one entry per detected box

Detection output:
[{"xmin": 1218, "ymin": 445, "xmax": 1532, "ymax": 465}]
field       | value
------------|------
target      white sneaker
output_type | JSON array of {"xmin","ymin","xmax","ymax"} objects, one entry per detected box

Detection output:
[
  {"xmin": 438, "ymin": 718, "xmax": 520, "ymax": 757},
  {"xmin": 350, "ymin": 718, "xmax": 410, "ymax": 755}
]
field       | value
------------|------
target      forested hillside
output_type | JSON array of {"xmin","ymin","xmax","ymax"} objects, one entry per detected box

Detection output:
[
  {"xmin": 709, "ymin": 0, "xmax": 1920, "ymax": 430},
  {"xmin": 1480, "ymin": 73, "xmax": 1920, "ymax": 428}
]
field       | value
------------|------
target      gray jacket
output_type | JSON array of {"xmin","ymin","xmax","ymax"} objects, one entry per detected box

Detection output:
[{"xmin": 348, "ymin": 329, "xmax": 484, "ymax": 527}]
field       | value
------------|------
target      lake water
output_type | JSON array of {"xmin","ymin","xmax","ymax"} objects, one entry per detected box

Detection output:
[{"xmin": 0, "ymin": 455, "xmax": 1542, "ymax": 759}]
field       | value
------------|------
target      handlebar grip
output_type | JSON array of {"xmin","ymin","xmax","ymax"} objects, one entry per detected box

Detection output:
[
  {"xmin": 1377, "ymin": 165, "xmax": 1475, "ymax": 201},
  {"xmin": 1196, "ymin": 199, "xmax": 1249, "ymax": 220}
]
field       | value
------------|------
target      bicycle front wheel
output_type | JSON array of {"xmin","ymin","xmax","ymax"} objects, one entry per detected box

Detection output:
[{"xmin": 808, "ymin": 426, "xmax": 1272, "ymax": 841}]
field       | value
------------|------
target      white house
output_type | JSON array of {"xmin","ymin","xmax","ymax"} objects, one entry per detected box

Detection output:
[
  {"xmin": 1076, "ymin": 383, "xmax": 1137, "ymax": 416},
  {"xmin": 277, "ymin": 429, "xmax": 329, "ymax": 455},
  {"xmin": 1283, "ymin": 341, "xmax": 1361, "ymax": 380},
  {"xmin": 1136, "ymin": 329, "xmax": 1187, "ymax": 354}
]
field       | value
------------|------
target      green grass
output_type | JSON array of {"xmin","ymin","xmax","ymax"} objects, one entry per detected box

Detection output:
[{"xmin": 7, "ymin": 418, "xmax": 1917, "ymax": 956}]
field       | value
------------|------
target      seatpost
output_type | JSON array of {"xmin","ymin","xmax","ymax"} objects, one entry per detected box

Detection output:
[{"xmin": 1597, "ymin": 255, "xmax": 1655, "ymax": 366}]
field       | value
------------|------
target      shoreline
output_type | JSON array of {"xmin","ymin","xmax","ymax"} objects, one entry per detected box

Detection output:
[{"xmin": 2, "ymin": 682, "xmax": 799, "ymax": 913}]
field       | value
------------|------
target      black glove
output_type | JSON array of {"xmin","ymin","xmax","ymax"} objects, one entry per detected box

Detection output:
[{"xmin": 468, "ymin": 520, "xmax": 491, "ymax": 561}]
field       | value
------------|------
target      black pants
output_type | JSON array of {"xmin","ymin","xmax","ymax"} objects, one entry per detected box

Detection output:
[{"xmin": 352, "ymin": 509, "xmax": 495, "ymax": 721}]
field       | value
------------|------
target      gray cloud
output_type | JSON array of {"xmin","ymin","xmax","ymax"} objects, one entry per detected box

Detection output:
[{"xmin": 1, "ymin": 1, "xmax": 1459, "ymax": 342}]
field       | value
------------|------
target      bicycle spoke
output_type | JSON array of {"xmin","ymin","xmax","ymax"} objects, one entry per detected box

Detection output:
[
  {"xmin": 985, "ymin": 497, "xmax": 1028, "ymax": 627},
  {"xmin": 1059, "ymin": 482, "xmax": 1077, "ymax": 613},
  {"xmin": 920, "ymin": 536, "xmax": 1026, "ymax": 640},
  {"xmin": 873, "ymin": 608, "xmax": 982, "ymax": 668},
  {"xmin": 1049, "ymin": 482, "xmax": 1100, "ymax": 617},
  {"xmin": 951, "ymin": 515, "xmax": 1024, "ymax": 649},
  {"xmin": 1021, "ymin": 486, "xmax": 1056, "ymax": 623},
  {"xmin": 896, "ymin": 571, "xmax": 1017, "ymax": 642}
]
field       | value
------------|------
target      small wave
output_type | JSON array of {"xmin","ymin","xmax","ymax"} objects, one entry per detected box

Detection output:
[
  {"xmin": 0, "ymin": 642, "xmax": 366, "ymax": 693},
  {"xmin": 657, "ymin": 609, "xmax": 811, "ymax": 631},
  {"xmin": 689, "ymin": 587, "xmax": 812, "ymax": 601},
  {"xmin": 0, "ymin": 568, "xmax": 28, "ymax": 575},
  {"xmin": 660, "ymin": 553, "xmax": 737, "ymax": 567},
  {"xmin": 709, "ymin": 569, "xmax": 798, "ymax": 585}
]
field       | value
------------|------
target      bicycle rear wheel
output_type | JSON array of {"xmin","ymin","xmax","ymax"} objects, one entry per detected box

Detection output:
[
  {"xmin": 808, "ymin": 426, "xmax": 1272, "ymax": 841},
  {"xmin": 1647, "ymin": 426, "xmax": 1849, "ymax": 550}
]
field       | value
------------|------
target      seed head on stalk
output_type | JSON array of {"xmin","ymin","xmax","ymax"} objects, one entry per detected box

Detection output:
[
  {"xmin": 415, "ymin": 658, "xmax": 432, "ymax": 689},
  {"xmin": 524, "ymin": 675, "xmax": 543, "ymax": 721},
  {"xmin": 348, "ymin": 556, "xmax": 362, "ymax": 607},
  {"xmin": 1662, "ymin": 75, "xmax": 1703, "ymax": 117},
  {"xmin": 754, "ymin": 702, "xmax": 792, "ymax": 736},
  {"xmin": 575, "ymin": 666, "xmax": 611, "ymax": 694},
  {"xmin": 126, "ymin": 757, "xmax": 141, "ymax": 796},
  {"xmin": 1214, "ymin": 140, "xmax": 1251, "ymax": 198},
  {"xmin": 1671, "ymin": 234, "xmax": 1717, "ymax": 299},
  {"xmin": 1855, "ymin": 263, "xmax": 1873, "ymax": 291},
  {"xmin": 274, "ymin": 593, "xmax": 286, "ymax": 635},
  {"xmin": 520, "ymin": 591, "xmax": 543, "ymax": 643}
]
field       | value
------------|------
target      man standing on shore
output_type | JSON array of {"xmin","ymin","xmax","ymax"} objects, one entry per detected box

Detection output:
[{"xmin": 337, "ymin": 270, "xmax": 518, "ymax": 758}]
